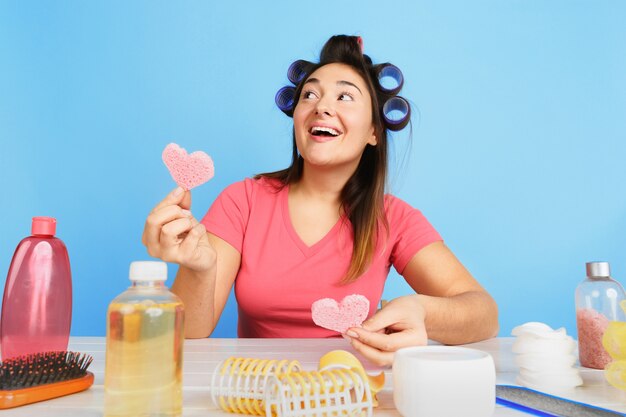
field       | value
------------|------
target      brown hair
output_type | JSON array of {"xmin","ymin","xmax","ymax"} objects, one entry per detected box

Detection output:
[{"xmin": 258, "ymin": 35, "xmax": 407, "ymax": 283}]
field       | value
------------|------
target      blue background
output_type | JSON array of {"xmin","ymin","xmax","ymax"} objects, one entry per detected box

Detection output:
[{"xmin": 1, "ymin": 1, "xmax": 625, "ymax": 339}]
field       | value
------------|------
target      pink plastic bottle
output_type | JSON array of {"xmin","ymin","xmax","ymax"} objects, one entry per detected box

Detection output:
[{"xmin": 0, "ymin": 217, "xmax": 72, "ymax": 360}]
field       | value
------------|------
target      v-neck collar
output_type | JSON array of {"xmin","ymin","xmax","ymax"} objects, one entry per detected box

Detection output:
[{"xmin": 281, "ymin": 184, "xmax": 345, "ymax": 257}]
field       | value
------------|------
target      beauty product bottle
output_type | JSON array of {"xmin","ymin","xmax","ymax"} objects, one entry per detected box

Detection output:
[
  {"xmin": 576, "ymin": 262, "xmax": 626, "ymax": 369},
  {"xmin": 104, "ymin": 261, "xmax": 184, "ymax": 417},
  {"xmin": 1, "ymin": 217, "xmax": 72, "ymax": 360}
]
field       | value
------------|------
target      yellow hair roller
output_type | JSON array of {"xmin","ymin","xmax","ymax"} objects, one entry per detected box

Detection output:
[
  {"xmin": 264, "ymin": 368, "xmax": 372, "ymax": 417},
  {"xmin": 210, "ymin": 350, "xmax": 379, "ymax": 417},
  {"xmin": 318, "ymin": 350, "xmax": 385, "ymax": 407},
  {"xmin": 211, "ymin": 357, "xmax": 302, "ymax": 415}
]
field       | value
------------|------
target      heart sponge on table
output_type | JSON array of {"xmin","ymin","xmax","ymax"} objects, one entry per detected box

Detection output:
[
  {"xmin": 162, "ymin": 143, "xmax": 214, "ymax": 190},
  {"xmin": 311, "ymin": 294, "xmax": 370, "ymax": 334}
]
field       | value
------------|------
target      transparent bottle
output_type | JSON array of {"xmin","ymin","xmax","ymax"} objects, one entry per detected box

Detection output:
[
  {"xmin": 1, "ymin": 217, "xmax": 72, "ymax": 360},
  {"xmin": 104, "ymin": 261, "xmax": 185, "ymax": 417},
  {"xmin": 575, "ymin": 262, "xmax": 626, "ymax": 369}
]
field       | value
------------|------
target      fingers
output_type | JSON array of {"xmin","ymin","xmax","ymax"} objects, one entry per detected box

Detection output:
[
  {"xmin": 348, "ymin": 328, "xmax": 413, "ymax": 353},
  {"xmin": 178, "ymin": 221, "xmax": 207, "ymax": 263},
  {"xmin": 359, "ymin": 294, "xmax": 426, "ymax": 334},
  {"xmin": 359, "ymin": 305, "xmax": 401, "ymax": 333},
  {"xmin": 344, "ymin": 295, "xmax": 429, "ymax": 366},
  {"xmin": 143, "ymin": 186, "xmax": 193, "ymax": 248},
  {"xmin": 176, "ymin": 220, "xmax": 215, "ymax": 272},
  {"xmin": 349, "ymin": 337, "xmax": 394, "ymax": 367},
  {"xmin": 180, "ymin": 189, "xmax": 192, "ymax": 210},
  {"xmin": 141, "ymin": 187, "xmax": 214, "ymax": 271},
  {"xmin": 143, "ymin": 186, "xmax": 194, "ymax": 257},
  {"xmin": 159, "ymin": 218, "xmax": 194, "ymax": 261},
  {"xmin": 147, "ymin": 217, "xmax": 195, "ymax": 262},
  {"xmin": 160, "ymin": 217, "xmax": 194, "ymax": 247},
  {"xmin": 143, "ymin": 205, "xmax": 192, "ymax": 249},
  {"xmin": 152, "ymin": 187, "xmax": 188, "ymax": 213},
  {"xmin": 347, "ymin": 328, "xmax": 428, "ymax": 367}
]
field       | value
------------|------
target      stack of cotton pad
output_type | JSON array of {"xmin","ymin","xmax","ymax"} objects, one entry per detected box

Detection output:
[{"xmin": 512, "ymin": 322, "xmax": 582, "ymax": 390}]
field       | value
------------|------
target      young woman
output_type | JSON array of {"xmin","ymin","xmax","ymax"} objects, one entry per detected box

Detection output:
[{"xmin": 142, "ymin": 35, "xmax": 498, "ymax": 366}]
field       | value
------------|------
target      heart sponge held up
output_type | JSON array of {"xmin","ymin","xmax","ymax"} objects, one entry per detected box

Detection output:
[
  {"xmin": 312, "ymin": 294, "xmax": 370, "ymax": 334},
  {"xmin": 162, "ymin": 143, "xmax": 215, "ymax": 190}
]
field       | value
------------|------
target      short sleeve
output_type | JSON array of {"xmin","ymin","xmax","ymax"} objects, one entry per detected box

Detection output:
[
  {"xmin": 200, "ymin": 179, "xmax": 255, "ymax": 253},
  {"xmin": 386, "ymin": 195, "xmax": 443, "ymax": 274}
]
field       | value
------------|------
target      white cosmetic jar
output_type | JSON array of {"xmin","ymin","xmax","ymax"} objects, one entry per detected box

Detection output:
[{"xmin": 393, "ymin": 346, "xmax": 496, "ymax": 417}]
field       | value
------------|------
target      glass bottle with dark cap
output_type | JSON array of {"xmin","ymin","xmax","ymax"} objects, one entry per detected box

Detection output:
[{"xmin": 575, "ymin": 262, "xmax": 626, "ymax": 369}]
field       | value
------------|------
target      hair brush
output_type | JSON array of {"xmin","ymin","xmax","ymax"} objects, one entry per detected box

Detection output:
[{"xmin": 0, "ymin": 351, "xmax": 94, "ymax": 409}]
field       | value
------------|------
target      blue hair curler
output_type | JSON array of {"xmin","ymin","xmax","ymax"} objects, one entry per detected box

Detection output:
[
  {"xmin": 383, "ymin": 96, "xmax": 410, "ymax": 131},
  {"xmin": 377, "ymin": 64, "xmax": 404, "ymax": 95},
  {"xmin": 287, "ymin": 60, "xmax": 310, "ymax": 85},
  {"xmin": 275, "ymin": 86, "xmax": 296, "ymax": 116}
]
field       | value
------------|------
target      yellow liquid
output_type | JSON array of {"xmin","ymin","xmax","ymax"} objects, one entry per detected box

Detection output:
[{"xmin": 104, "ymin": 300, "xmax": 184, "ymax": 417}]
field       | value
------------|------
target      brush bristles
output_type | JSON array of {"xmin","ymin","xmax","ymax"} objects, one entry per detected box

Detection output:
[{"xmin": 0, "ymin": 351, "xmax": 93, "ymax": 390}]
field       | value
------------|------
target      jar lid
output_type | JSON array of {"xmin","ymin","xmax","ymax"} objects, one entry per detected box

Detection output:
[
  {"xmin": 129, "ymin": 261, "xmax": 167, "ymax": 281},
  {"xmin": 586, "ymin": 262, "xmax": 610, "ymax": 278}
]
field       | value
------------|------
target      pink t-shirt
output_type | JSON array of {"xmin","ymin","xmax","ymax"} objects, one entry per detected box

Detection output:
[{"xmin": 201, "ymin": 177, "xmax": 442, "ymax": 338}]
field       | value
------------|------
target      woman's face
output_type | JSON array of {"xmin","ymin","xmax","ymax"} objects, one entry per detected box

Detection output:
[{"xmin": 293, "ymin": 63, "xmax": 376, "ymax": 171}]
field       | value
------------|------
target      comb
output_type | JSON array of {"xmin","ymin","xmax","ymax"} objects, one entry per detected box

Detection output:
[{"xmin": 0, "ymin": 351, "xmax": 94, "ymax": 409}]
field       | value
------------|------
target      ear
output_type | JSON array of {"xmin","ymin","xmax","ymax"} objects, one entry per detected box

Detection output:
[{"xmin": 367, "ymin": 125, "xmax": 377, "ymax": 146}]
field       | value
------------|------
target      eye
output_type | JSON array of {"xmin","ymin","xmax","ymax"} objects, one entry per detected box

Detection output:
[
  {"xmin": 302, "ymin": 90, "xmax": 318, "ymax": 100},
  {"xmin": 338, "ymin": 92, "xmax": 354, "ymax": 101}
]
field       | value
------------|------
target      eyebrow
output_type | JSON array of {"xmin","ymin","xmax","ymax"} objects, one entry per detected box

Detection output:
[{"xmin": 304, "ymin": 78, "xmax": 363, "ymax": 95}]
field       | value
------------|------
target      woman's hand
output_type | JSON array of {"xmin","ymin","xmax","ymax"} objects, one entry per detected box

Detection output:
[
  {"xmin": 142, "ymin": 187, "xmax": 215, "ymax": 273},
  {"xmin": 345, "ymin": 295, "xmax": 428, "ymax": 366}
]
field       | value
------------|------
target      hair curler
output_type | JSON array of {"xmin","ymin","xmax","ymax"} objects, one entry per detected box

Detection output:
[
  {"xmin": 377, "ymin": 64, "xmax": 404, "ymax": 95},
  {"xmin": 211, "ymin": 357, "xmax": 302, "ymax": 415},
  {"xmin": 383, "ymin": 96, "xmax": 411, "ymax": 131},
  {"xmin": 265, "ymin": 368, "xmax": 373, "ymax": 417},
  {"xmin": 210, "ymin": 356, "xmax": 373, "ymax": 417},
  {"xmin": 275, "ymin": 86, "xmax": 297, "ymax": 116},
  {"xmin": 287, "ymin": 60, "xmax": 311, "ymax": 85}
]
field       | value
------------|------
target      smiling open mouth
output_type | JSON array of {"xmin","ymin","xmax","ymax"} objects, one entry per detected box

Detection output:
[{"xmin": 309, "ymin": 126, "xmax": 342, "ymax": 137}]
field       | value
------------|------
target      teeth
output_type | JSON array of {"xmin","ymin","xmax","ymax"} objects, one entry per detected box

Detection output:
[{"xmin": 311, "ymin": 126, "xmax": 340, "ymax": 136}]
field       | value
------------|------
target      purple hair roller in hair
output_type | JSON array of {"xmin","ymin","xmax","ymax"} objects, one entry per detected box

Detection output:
[
  {"xmin": 383, "ymin": 96, "xmax": 410, "ymax": 131},
  {"xmin": 287, "ymin": 60, "xmax": 310, "ymax": 85},
  {"xmin": 275, "ymin": 86, "xmax": 296, "ymax": 115},
  {"xmin": 378, "ymin": 64, "xmax": 404, "ymax": 95}
]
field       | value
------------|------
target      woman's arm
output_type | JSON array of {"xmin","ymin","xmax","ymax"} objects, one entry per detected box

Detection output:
[
  {"xmin": 171, "ymin": 233, "xmax": 241, "ymax": 338},
  {"xmin": 402, "ymin": 241, "xmax": 499, "ymax": 343},
  {"xmin": 142, "ymin": 187, "xmax": 242, "ymax": 338},
  {"xmin": 347, "ymin": 241, "xmax": 498, "ymax": 365}
]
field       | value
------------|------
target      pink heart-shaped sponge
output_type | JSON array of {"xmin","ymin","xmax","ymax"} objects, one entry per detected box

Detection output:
[
  {"xmin": 311, "ymin": 294, "xmax": 370, "ymax": 334},
  {"xmin": 162, "ymin": 143, "xmax": 214, "ymax": 190}
]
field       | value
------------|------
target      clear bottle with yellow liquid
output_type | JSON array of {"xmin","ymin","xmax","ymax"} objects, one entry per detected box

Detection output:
[{"xmin": 104, "ymin": 261, "xmax": 184, "ymax": 417}]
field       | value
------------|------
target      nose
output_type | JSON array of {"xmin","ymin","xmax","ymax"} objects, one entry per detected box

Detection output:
[{"xmin": 315, "ymin": 96, "xmax": 336, "ymax": 117}]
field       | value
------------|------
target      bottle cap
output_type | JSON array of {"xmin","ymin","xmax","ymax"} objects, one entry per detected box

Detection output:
[
  {"xmin": 586, "ymin": 262, "xmax": 610, "ymax": 278},
  {"xmin": 129, "ymin": 261, "xmax": 167, "ymax": 282},
  {"xmin": 31, "ymin": 217, "xmax": 57, "ymax": 236}
]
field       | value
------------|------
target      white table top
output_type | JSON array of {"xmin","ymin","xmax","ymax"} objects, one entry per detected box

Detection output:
[{"xmin": 2, "ymin": 337, "xmax": 625, "ymax": 416}]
